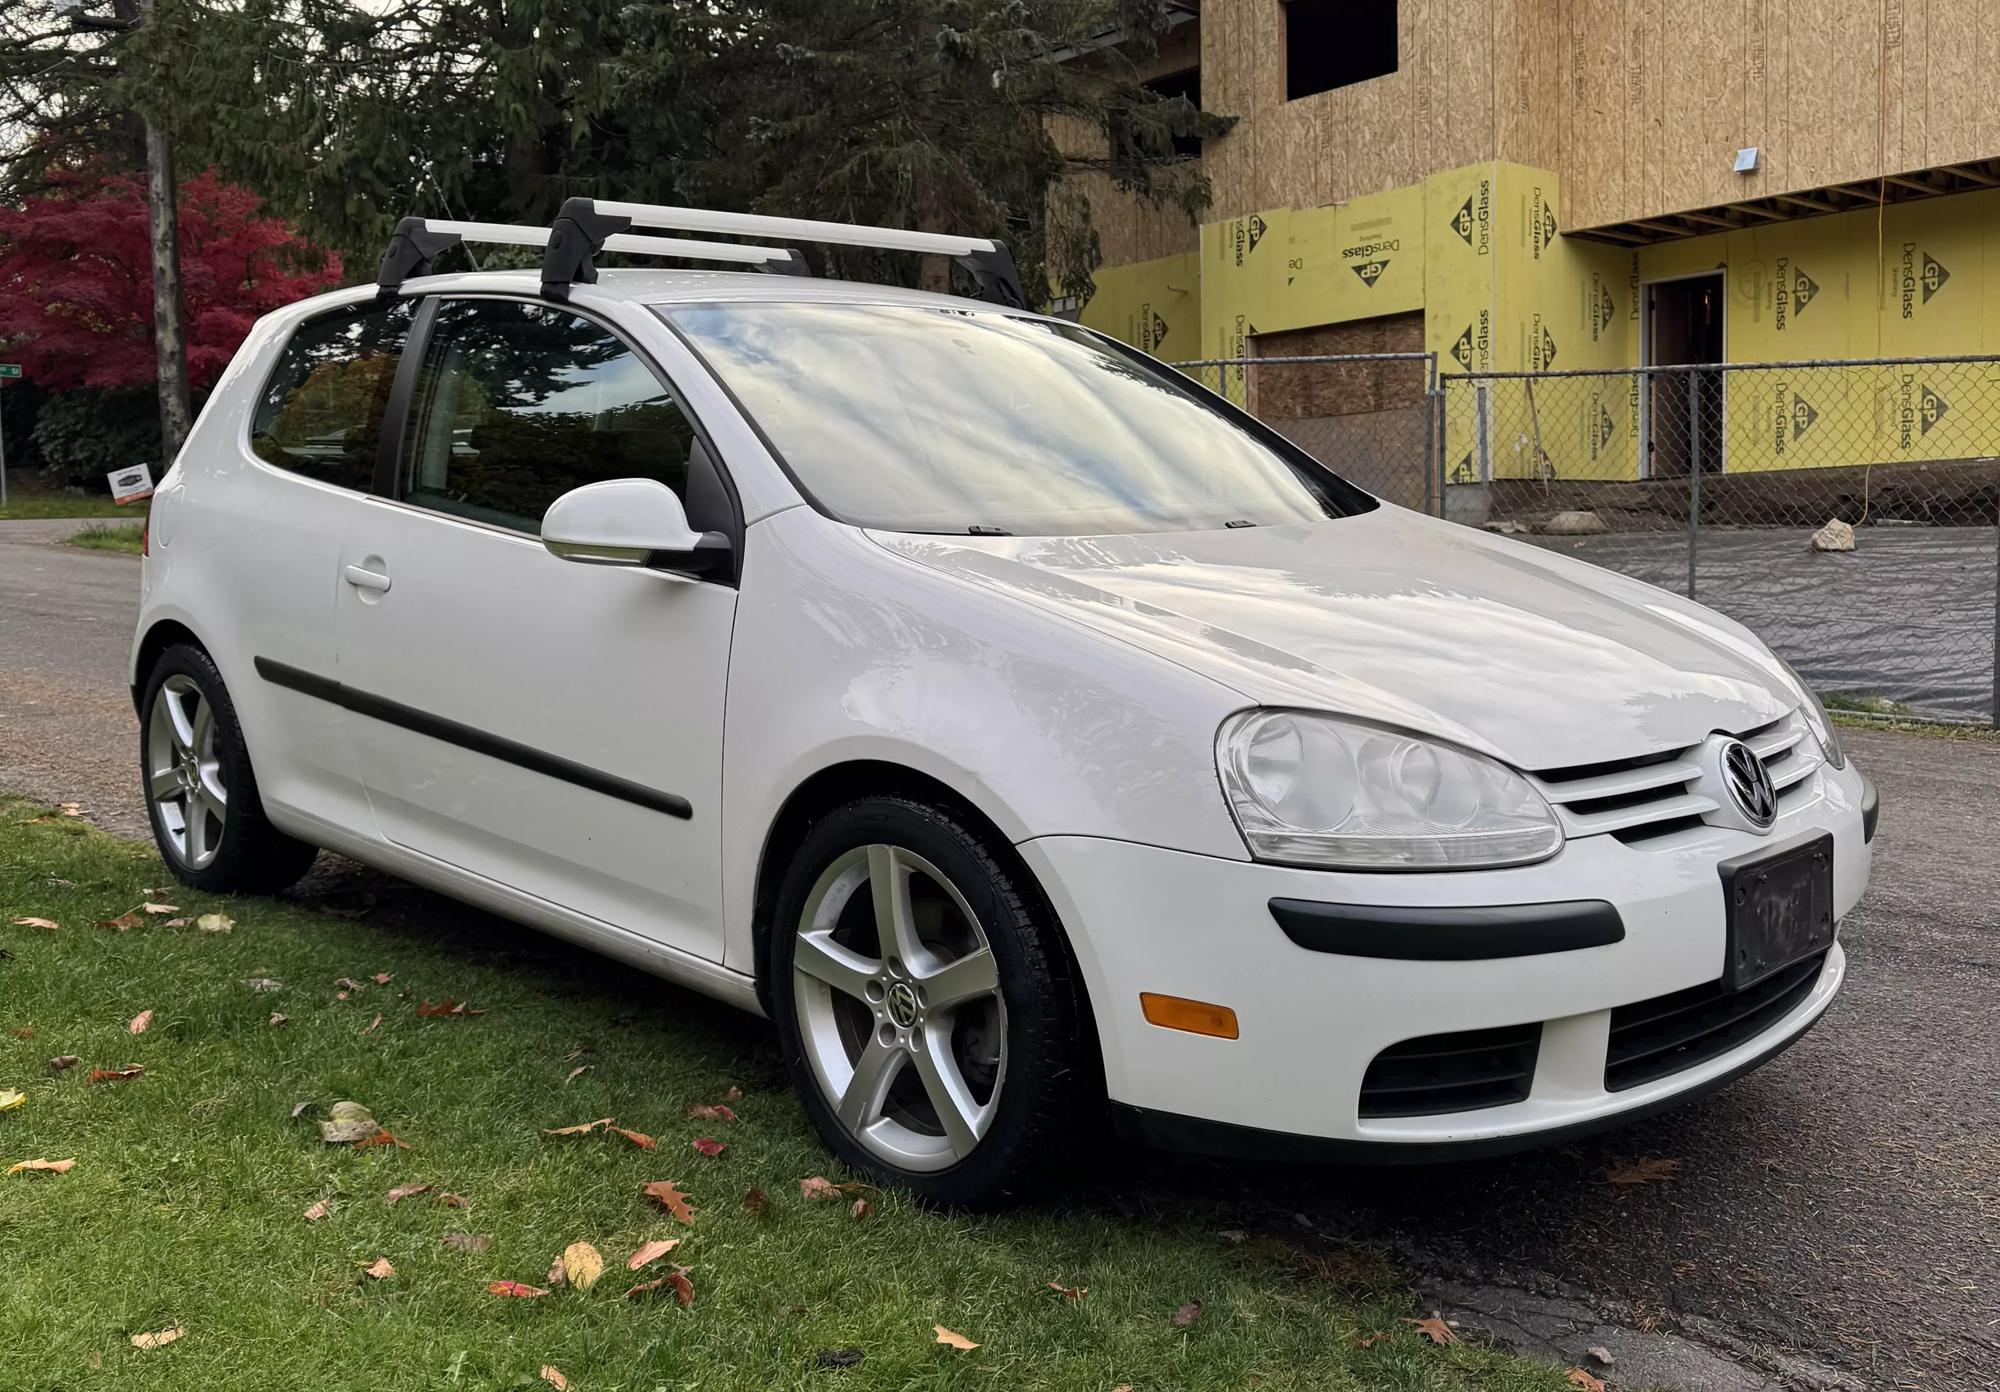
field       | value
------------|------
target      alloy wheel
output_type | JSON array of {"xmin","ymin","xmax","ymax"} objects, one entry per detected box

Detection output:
[
  {"xmin": 146, "ymin": 674, "xmax": 227, "ymax": 870},
  {"xmin": 792, "ymin": 843, "xmax": 1007, "ymax": 1172}
]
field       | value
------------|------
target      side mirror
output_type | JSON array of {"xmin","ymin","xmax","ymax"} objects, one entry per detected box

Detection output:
[{"xmin": 541, "ymin": 478, "xmax": 731, "ymax": 578}]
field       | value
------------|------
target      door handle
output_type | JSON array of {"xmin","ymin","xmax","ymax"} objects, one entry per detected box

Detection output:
[{"xmin": 343, "ymin": 564, "xmax": 392, "ymax": 594}]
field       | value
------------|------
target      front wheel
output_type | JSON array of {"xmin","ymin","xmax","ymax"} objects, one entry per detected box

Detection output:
[
  {"xmin": 767, "ymin": 796, "xmax": 1097, "ymax": 1207},
  {"xmin": 141, "ymin": 644, "xmax": 318, "ymax": 894}
]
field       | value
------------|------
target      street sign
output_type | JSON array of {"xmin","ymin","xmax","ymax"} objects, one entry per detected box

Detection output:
[{"xmin": 0, "ymin": 365, "xmax": 20, "ymax": 380}]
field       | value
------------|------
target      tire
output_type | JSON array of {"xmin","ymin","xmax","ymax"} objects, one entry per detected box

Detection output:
[
  {"xmin": 767, "ymin": 795, "xmax": 1098, "ymax": 1208},
  {"xmin": 140, "ymin": 643, "xmax": 318, "ymax": 894}
]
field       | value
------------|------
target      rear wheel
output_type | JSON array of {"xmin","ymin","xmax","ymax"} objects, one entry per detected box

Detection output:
[
  {"xmin": 141, "ymin": 644, "xmax": 317, "ymax": 894},
  {"xmin": 768, "ymin": 796, "xmax": 1096, "ymax": 1207}
]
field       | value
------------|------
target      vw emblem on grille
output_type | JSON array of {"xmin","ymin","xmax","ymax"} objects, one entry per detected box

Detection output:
[{"xmin": 1721, "ymin": 739, "xmax": 1778, "ymax": 828}]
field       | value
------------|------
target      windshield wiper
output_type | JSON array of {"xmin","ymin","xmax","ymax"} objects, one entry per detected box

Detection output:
[
  {"xmin": 1223, "ymin": 518, "xmax": 1258, "ymax": 529},
  {"xmin": 966, "ymin": 525, "xmax": 1013, "ymax": 536}
]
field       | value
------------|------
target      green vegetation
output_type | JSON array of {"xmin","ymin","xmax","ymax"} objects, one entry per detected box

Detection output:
[
  {"xmin": 1823, "ymin": 693, "xmax": 1917, "ymax": 717},
  {"xmin": 0, "ymin": 799, "xmax": 1568, "ymax": 1391},
  {"xmin": 0, "ymin": 490, "xmax": 135, "ymax": 521},
  {"xmin": 64, "ymin": 522, "xmax": 145, "ymax": 554}
]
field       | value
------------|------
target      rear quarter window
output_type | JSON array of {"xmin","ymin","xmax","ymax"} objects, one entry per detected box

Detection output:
[{"xmin": 249, "ymin": 300, "xmax": 413, "ymax": 490}]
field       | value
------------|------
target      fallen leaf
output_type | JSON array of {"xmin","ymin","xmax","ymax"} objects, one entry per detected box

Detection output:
[
  {"xmin": 364, "ymin": 1257, "xmax": 396, "ymax": 1280},
  {"xmin": 370, "ymin": 972, "xmax": 392, "ymax": 985},
  {"xmin": 48, "ymin": 1055, "xmax": 81, "ymax": 1072},
  {"xmin": 565, "ymin": 1065, "xmax": 590, "ymax": 1084},
  {"xmin": 624, "ymin": 1268, "xmax": 695, "ymax": 1305},
  {"xmin": 543, "ymin": 1117, "xmax": 615, "ymax": 1137},
  {"xmin": 130, "ymin": 1326, "xmax": 184, "ymax": 1350},
  {"xmin": 268, "ymin": 1013, "xmax": 288, "ymax": 1026},
  {"xmin": 540, "ymin": 1367, "xmax": 569, "ymax": 1391},
  {"xmin": 609, "ymin": 1127, "xmax": 655, "ymax": 1150},
  {"xmin": 289, "ymin": 1100, "xmax": 316, "ymax": 1120},
  {"xmin": 354, "ymin": 1128, "xmax": 411, "ymax": 1150},
  {"xmin": 1605, "ymin": 1156, "xmax": 1682, "ymax": 1186},
  {"xmin": 11, "ymin": 917, "xmax": 58, "ymax": 931},
  {"xmin": 7, "ymin": 1157, "xmax": 74, "ymax": 1175},
  {"xmin": 416, "ymin": 998, "xmax": 486, "ymax": 1017},
  {"xmin": 691, "ymin": 1136, "xmax": 726, "ymax": 1158},
  {"xmin": 304, "ymin": 1200, "xmax": 333, "ymax": 1221},
  {"xmin": 196, "ymin": 913, "xmax": 233, "ymax": 933},
  {"xmin": 686, "ymin": 1103, "xmax": 736, "ymax": 1121},
  {"xmin": 127, "ymin": 1010, "xmax": 153, "ymax": 1034},
  {"xmin": 627, "ymin": 1238, "xmax": 680, "ymax": 1271},
  {"xmin": 319, "ymin": 1101, "xmax": 380, "ymax": 1144},
  {"xmin": 141, "ymin": 902, "xmax": 180, "ymax": 915},
  {"xmin": 0, "ymin": 1089, "xmax": 24, "ymax": 1112},
  {"xmin": 1217, "ymin": 1229, "xmax": 1249, "ymax": 1244},
  {"xmin": 365, "ymin": 1014, "xmax": 382, "ymax": 1034},
  {"xmin": 58, "ymin": 802, "xmax": 85, "ymax": 817},
  {"xmin": 335, "ymin": 977, "xmax": 366, "ymax": 992},
  {"xmin": 1172, "ymin": 1300, "xmax": 1203, "ymax": 1328},
  {"xmin": 742, "ymin": 1187, "xmax": 770, "ymax": 1214},
  {"xmin": 335, "ymin": 992, "xmax": 349, "ymax": 1002},
  {"xmin": 98, "ymin": 912, "xmax": 146, "ymax": 932},
  {"xmin": 1353, "ymin": 1331, "xmax": 1388, "ymax": 1348},
  {"xmin": 934, "ymin": 1325, "xmax": 978, "ymax": 1351},
  {"xmin": 486, "ymin": 1280, "xmax": 550, "ymax": 1298},
  {"xmin": 1047, "ymin": 1281, "xmax": 1086, "ymax": 1301},
  {"xmin": 1586, "ymin": 1344, "xmax": 1616, "ymax": 1366},
  {"xmin": 815, "ymin": 1349, "xmax": 864, "ymax": 1369},
  {"xmin": 852, "ymin": 1197, "xmax": 877, "ymax": 1219},
  {"xmin": 142, "ymin": 886, "xmax": 170, "ymax": 897},
  {"xmin": 642, "ymin": 1180, "xmax": 695, "ymax": 1224},
  {"xmin": 561, "ymin": 1241, "xmax": 605, "ymax": 1291},
  {"xmin": 437, "ymin": 1192, "xmax": 468, "ymax": 1208},
  {"xmin": 1403, "ymin": 1316, "xmax": 1459, "ymax": 1346},
  {"xmin": 161, "ymin": 918, "xmax": 192, "ymax": 928},
  {"xmin": 800, "ymin": 1175, "xmax": 862, "ymax": 1200},
  {"xmin": 720, "ymin": 1086, "xmax": 742, "ymax": 1103},
  {"xmin": 246, "ymin": 977, "xmax": 283, "ymax": 992},
  {"xmin": 385, "ymin": 1183, "xmax": 432, "ymax": 1205},
  {"xmin": 1565, "ymin": 1370, "xmax": 1606, "ymax": 1392},
  {"xmin": 443, "ymin": 1232, "xmax": 490, "ymax": 1253},
  {"xmin": 87, "ymin": 1066, "xmax": 144, "ymax": 1082},
  {"xmin": 545, "ymin": 1254, "xmax": 568, "ymax": 1290}
]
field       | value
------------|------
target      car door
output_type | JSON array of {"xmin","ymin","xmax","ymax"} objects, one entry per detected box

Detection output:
[{"xmin": 331, "ymin": 295, "xmax": 738, "ymax": 961}]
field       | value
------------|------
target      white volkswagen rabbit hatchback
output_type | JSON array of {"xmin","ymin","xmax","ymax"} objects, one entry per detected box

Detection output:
[{"xmin": 131, "ymin": 203, "xmax": 1876, "ymax": 1205}]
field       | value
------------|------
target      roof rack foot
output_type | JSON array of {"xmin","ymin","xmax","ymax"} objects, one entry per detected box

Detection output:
[
  {"xmin": 542, "ymin": 197, "xmax": 633, "ymax": 300},
  {"xmin": 377, "ymin": 217, "xmax": 464, "ymax": 295}
]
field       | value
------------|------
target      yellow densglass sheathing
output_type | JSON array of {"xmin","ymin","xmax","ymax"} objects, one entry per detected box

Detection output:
[{"xmin": 1077, "ymin": 251, "xmax": 1201, "ymax": 364}]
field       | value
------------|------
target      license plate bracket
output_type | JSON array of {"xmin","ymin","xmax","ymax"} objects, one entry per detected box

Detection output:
[{"xmin": 1718, "ymin": 833, "xmax": 1834, "ymax": 992}]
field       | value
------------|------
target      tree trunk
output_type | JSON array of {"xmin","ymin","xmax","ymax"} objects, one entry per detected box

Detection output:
[{"xmin": 135, "ymin": 0, "xmax": 191, "ymax": 463}]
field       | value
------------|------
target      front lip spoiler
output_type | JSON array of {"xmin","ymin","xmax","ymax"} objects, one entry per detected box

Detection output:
[
  {"xmin": 1108, "ymin": 996, "xmax": 1830, "ymax": 1166},
  {"xmin": 1268, "ymin": 898, "xmax": 1624, "ymax": 960}
]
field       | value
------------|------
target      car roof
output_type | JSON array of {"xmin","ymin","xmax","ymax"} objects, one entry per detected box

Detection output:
[{"xmin": 386, "ymin": 267, "xmax": 1041, "ymax": 314}]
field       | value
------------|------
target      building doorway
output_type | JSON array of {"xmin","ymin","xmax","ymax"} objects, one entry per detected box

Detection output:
[{"xmin": 1644, "ymin": 272, "xmax": 1725, "ymax": 478}]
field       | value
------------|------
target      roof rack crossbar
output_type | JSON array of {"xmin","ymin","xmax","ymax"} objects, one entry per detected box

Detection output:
[
  {"xmin": 377, "ymin": 216, "xmax": 808, "ymax": 294},
  {"xmin": 541, "ymin": 197, "xmax": 1028, "ymax": 308}
]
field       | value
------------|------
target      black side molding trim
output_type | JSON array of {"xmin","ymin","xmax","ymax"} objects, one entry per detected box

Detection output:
[
  {"xmin": 1108, "ymin": 990, "xmax": 1826, "ymax": 1166},
  {"xmin": 254, "ymin": 657, "xmax": 692, "ymax": 820},
  {"xmin": 1859, "ymin": 774, "xmax": 1879, "ymax": 843},
  {"xmin": 1268, "ymin": 897, "xmax": 1624, "ymax": 960}
]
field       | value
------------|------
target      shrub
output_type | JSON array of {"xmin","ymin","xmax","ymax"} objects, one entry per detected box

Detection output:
[{"xmin": 30, "ymin": 389, "xmax": 164, "ymax": 490}]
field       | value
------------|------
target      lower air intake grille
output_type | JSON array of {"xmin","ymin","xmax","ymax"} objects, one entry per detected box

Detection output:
[
  {"xmin": 1358, "ymin": 1023, "xmax": 1540, "ymax": 1118},
  {"xmin": 1604, "ymin": 954, "xmax": 1825, "ymax": 1092}
]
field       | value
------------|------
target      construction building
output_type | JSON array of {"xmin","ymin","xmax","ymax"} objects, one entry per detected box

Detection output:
[{"xmin": 1069, "ymin": 0, "xmax": 2000, "ymax": 486}]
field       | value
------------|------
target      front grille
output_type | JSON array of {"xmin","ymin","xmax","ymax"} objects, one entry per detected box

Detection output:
[
  {"xmin": 1528, "ymin": 712, "xmax": 1822, "ymax": 848},
  {"xmin": 1358, "ymin": 1023, "xmax": 1540, "ymax": 1118},
  {"xmin": 1604, "ymin": 953, "xmax": 1825, "ymax": 1091}
]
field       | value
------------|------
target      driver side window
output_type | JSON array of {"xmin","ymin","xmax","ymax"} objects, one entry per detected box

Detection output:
[{"xmin": 400, "ymin": 298, "xmax": 699, "ymax": 534}]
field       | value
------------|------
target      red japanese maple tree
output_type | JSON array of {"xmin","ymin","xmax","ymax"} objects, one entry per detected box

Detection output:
[{"xmin": 0, "ymin": 168, "xmax": 342, "ymax": 393}]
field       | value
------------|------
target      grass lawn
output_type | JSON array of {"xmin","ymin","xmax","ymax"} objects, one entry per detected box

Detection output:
[
  {"xmin": 0, "ymin": 798, "xmax": 1573, "ymax": 1392},
  {"xmin": 64, "ymin": 522, "xmax": 146, "ymax": 555},
  {"xmin": 0, "ymin": 490, "xmax": 138, "ymax": 521}
]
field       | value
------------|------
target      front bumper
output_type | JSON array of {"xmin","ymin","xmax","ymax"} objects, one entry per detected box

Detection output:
[{"xmin": 1018, "ymin": 759, "xmax": 1872, "ymax": 1151}]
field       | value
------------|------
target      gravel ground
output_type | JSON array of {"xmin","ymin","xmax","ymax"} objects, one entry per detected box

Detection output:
[{"xmin": 3, "ymin": 517, "xmax": 1995, "ymax": 1389}]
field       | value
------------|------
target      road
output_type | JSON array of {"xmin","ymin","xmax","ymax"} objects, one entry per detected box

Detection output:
[{"xmin": 3, "ymin": 518, "xmax": 1995, "ymax": 1390}]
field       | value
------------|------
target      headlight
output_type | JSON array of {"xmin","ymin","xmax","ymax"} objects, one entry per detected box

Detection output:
[
  {"xmin": 1215, "ymin": 710, "xmax": 1563, "ymax": 871},
  {"xmin": 1777, "ymin": 658, "xmax": 1845, "ymax": 769}
]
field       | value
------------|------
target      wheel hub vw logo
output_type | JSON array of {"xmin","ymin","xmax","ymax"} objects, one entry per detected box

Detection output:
[
  {"xmin": 1721, "ymin": 739, "xmax": 1777, "ymax": 828},
  {"xmin": 885, "ymin": 981, "xmax": 921, "ymax": 1029}
]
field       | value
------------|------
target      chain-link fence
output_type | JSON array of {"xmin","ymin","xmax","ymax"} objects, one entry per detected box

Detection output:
[{"xmin": 1172, "ymin": 350, "xmax": 2000, "ymax": 726}]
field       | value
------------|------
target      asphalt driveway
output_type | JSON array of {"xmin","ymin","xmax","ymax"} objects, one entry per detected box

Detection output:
[{"xmin": 2, "ymin": 517, "xmax": 1994, "ymax": 1390}]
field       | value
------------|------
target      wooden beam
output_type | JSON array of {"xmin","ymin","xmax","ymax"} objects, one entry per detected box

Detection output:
[
  {"xmin": 1627, "ymin": 219, "xmax": 1699, "ymax": 239},
  {"xmin": 1885, "ymin": 174, "xmax": 1942, "ymax": 196},
  {"xmin": 1726, "ymin": 201, "xmax": 1790, "ymax": 222},
  {"xmin": 1677, "ymin": 210, "xmax": 1742, "ymax": 229},
  {"xmin": 1582, "ymin": 226, "xmax": 1654, "ymax": 244},
  {"xmin": 1775, "ymin": 193, "xmax": 1841, "ymax": 214},
  {"xmin": 1942, "ymin": 163, "xmax": 2000, "ymax": 187}
]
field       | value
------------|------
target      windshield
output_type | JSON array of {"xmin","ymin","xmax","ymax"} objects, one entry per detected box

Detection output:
[{"xmin": 660, "ymin": 302, "xmax": 1374, "ymax": 536}]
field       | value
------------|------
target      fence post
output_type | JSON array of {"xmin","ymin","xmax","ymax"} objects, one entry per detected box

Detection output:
[
  {"xmin": 1423, "ymin": 388, "xmax": 1438, "ymax": 517},
  {"xmin": 1991, "ymin": 495, "xmax": 1999, "ymax": 727},
  {"xmin": 1475, "ymin": 383, "xmax": 1490, "ymax": 483},
  {"xmin": 1686, "ymin": 367, "xmax": 1702, "ymax": 601}
]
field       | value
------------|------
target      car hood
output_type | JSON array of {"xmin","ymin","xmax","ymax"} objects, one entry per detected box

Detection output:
[{"xmin": 870, "ymin": 507, "xmax": 1798, "ymax": 771}]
